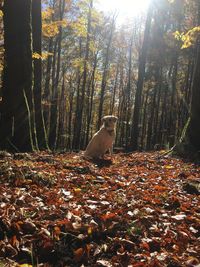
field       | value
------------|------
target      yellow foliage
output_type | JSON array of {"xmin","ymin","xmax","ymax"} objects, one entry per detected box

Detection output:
[
  {"xmin": 89, "ymin": 40, "xmax": 98, "ymax": 53},
  {"xmin": 72, "ymin": 58, "xmax": 84, "ymax": 71},
  {"xmin": 173, "ymin": 26, "xmax": 200, "ymax": 49},
  {"xmin": 173, "ymin": 30, "xmax": 184, "ymax": 41},
  {"xmin": 18, "ymin": 264, "xmax": 33, "ymax": 267},
  {"xmin": 91, "ymin": 9, "xmax": 104, "ymax": 28},
  {"xmin": 94, "ymin": 71, "xmax": 102, "ymax": 84},
  {"xmin": 42, "ymin": 8, "xmax": 67, "ymax": 38},
  {"xmin": 72, "ymin": 17, "xmax": 87, "ymax": 38},
  {"xmin": 42, "ymin": 20, "xmax": 67, "ymax": 38},
  {"xmin": 42, "ymin": 8, "xmax": 54, "ymax": 21},
  {"xmin": 32, "ymin": 52, "xmax": 41, "ymax": 60},
  {"xmin": 32, "ymin": 51, "xmax": 53, "ymax": 60}
]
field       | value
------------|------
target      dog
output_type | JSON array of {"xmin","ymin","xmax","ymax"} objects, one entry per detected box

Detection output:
[{"xmin": 84, "ymin": 115, "xmax": 118, "ymax": 159}]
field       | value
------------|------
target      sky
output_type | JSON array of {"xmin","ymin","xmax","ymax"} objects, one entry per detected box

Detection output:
[{"xmin": 95, "ymin": 0, "xmax": 151, "ymax": 23}]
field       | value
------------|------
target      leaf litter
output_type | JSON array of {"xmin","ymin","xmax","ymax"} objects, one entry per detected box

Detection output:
[{"xmin": 0, "ymin": 151, "xmax": 199, "ymax": 266}]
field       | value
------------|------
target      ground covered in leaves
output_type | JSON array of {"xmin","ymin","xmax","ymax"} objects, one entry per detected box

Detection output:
[{"xmin": 0, "ymin": 151, "xmax": 200, "ymax": 267}]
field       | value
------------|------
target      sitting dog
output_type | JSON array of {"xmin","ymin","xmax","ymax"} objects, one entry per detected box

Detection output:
[{"xmin": 84, "ymin": 115, "xmax": 118, "ymax": 159}]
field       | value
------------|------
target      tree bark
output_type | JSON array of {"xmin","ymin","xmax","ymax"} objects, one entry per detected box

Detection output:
[
  {"xmin": 97, "ymin": 15, "xmax": 115, "ymax": 129},
  {"xmin": 49, "ymin": 0, "xmax": 65, "ymax": 149},
  {"xmin": 187, "ymin": 42, "xmax": 200, "ymax": 152},
  {"xmin": 32, "ymin": 0, "xmax": 48, "ymax": 149},
  {"xmin": 0, "ymin": 0, "xmax": 34, "ymax": 152},
  {"xmin": 130, "ymin": 6, "xmax": 153, "ymax": 150},
  {"xmin": 73, "ymin": 0, "xmax": 93, "ymax": 150}
]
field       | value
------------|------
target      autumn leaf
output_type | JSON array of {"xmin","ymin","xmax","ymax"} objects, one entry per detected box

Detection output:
[
  {"xmin": 0, "ymin": 152, "xmax": 199, "ymax": 266},
  {"xmin": 101, "ymin": 212, "xmax": 116, "ymax": 221},
  {"xmin": 74, "ymin": 247, "xmax": 84, "ymax": 262},
  {"xmin": 18, "ymin": 264, "xmax": 33, "ymax": 267}
]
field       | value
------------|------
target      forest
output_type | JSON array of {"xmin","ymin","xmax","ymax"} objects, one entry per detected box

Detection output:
[
  {"xmin": 0, "ymin": 0, "xmax": 200, "ymax": 266},
  {"xmin": 0, "ymin": 0, "xmax": 199, "ymax": 154}
]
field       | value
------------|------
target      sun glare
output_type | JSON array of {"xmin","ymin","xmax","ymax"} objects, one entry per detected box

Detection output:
[{"xmin": 96, "ymin": 0, "xmax": 151, "ymax": 23}]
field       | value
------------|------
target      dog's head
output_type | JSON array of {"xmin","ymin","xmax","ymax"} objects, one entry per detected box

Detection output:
[{"xmin": 101, "ymin": 115, "xmax": 118, "ymax": 130}]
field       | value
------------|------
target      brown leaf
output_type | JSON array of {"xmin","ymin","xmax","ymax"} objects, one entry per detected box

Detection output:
[
  {"xmin": 74, "ymin": 247, "xmax": 84, "ymax": 262},
  {"xmin": 20, "ymin": 221, "xmax": 37, "ymax": 234}
]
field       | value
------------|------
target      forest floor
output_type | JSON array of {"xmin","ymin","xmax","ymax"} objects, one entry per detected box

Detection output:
[{"xmin": 0, "ymin": 151, "xmax": 200, "ymax": 267}]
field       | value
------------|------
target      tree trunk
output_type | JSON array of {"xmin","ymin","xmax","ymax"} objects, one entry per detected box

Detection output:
[
  {"xmin": 32, "ymin": 0, "xmax": 48, "ymax": 149},
  {"xmin": 72, "ymin": 38, "xmax": 82, "ymax": 149},
  {"xmin": 110, "ymin": 62, "xmax": 119, "ymax": 115},
  {"xmin": 187, "ymin": 42, "xmax": 200, "ymax": 152},
  {"xmin": 0, "ymin": 0, "xmax": 34, "ymax": 152},
  {"xmin": 67, "ymin": 79, "xmax": 74, "ymax": 150},
  {"xmin": 85, "ymin": 52, "xmax": 98, "ymax": 147},
  {"xmin": 141, "ymin": 87, "xmax": 150, "ymax": 149},
  {"xmin": 49, "ymin": 0, "xmax": 65, "ymax": 149},
  {"xmin": 97, "ymin": 15, "xmax": 115, "ymax": 129},
  {"xmin": 125, "ymin": 28, "xmax": 134, "ymax": 150},
  {"xmin": 130, "ymin": 6, "xmax": 153, "ymax": 150},
  {"xmin": 73, "ymin": 0, "xmax": 93, "ymax": 150},
  {"xmin": 57, "ymin": 69, "xmax": 66, "ymax": 148},
  {"xmin": 43, "ymin": 38, "xmax": 54, "ymax": 133}
]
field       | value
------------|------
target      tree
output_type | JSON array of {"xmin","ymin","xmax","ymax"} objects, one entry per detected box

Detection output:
[
  {"xmin": 130, "ymin": 5, "xmax": 153, "ymax": 151},
  {"xmin": 48, "ymin": 0, "xmax": 66, "ymax": 149},
  {"xmin": 73, "ymin": 0, "xmax": 93, "ymax": 149},
  {"xmin": 32, "ymin": 0, "xmax": 48, "ymax": 149},
  {"xmin": 0, "ymin": 0, "xmax": 34, "ymax": 151},
  {"xmin": 97, "ymin": 14, "xmax": 116, "ymax": 129},
  {"xmin": 184, "ymin": 2, "xmax": 200, "ymax": 155},
  {"xmin": 0, "ymin": 7, "xmax": 3, "ymax": 80}
]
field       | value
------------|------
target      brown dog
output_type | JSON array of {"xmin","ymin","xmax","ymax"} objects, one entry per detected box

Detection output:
[{"xmin": 84, "ymin": 115, "xmax": 118, "ymax": 159}]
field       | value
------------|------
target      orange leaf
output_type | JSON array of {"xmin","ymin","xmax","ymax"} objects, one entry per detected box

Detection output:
[
  {"xmin": 101, "ymin": 213, "xmax": 116, "ymax": 221},
  {"xmin": 140, "ymin": 242, "xmax": 150, "ymax": 251},
  {"xmin": 74, "ymin": 247, "xmax": 84, "ymax": 262},
  {"xmin": 154, "ymin": 185, "xmax": 167, "ymax": 191}
]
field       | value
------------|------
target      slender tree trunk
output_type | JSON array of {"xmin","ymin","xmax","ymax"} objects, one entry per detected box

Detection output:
[
  {"xmin": 32, "ymin": 0, "xmax": 47, "ymax": 149},
  {"xmin": 130, "ymin": 6, "xmax": 152, "ymax": 150},
  {"xmin": 146, "ymin": 85, "xmax": 157, "ymax": 150},
  {"xmin": 110, "ymin": 62, "xmax": 119, "ymax": 115},
  {"xmin": 72, "ymin": 38, "xmax": 82, "ymax": 149},
  {"xmin": 73, "ymin": 0, "xmax": 93, "ymax": 150},
  {"xmin": 43, "ymin": 38, "xmax": 53, "ymax": 133},
  {"xmin": 169, "ymin": 55, "xmax": 178, "ymax": 147},
  {"xmin": 157, "ymin": 85, "xmax": 167, "ymax": 148},
  {"xmin": 68, "ymin": 79, "xmax": 74, "ymax": 150},
  {"xmin": 97, "ymin": 15, "xmax": 115, "ymax": 129},
  {"xmin": 49, "ymin": 0, "xmax": 65, "ymax": 149},
  {"xmin": 42, "ymin": 0, "xmax": 56, "ymax": 139},
  {"xmin": 85, "ymin": 52, "xmax": 98, "ymax": 146},
  {"xmin": 116, "ymin": 65, "xmax": 125, "ymax": 146},
  {"xmin": 141, "ymin": 87, "xmax": 150, "ymax": 149},
  {"xmin": 125, "ymin": 28, "xmax": 134, "ymax": 150},
  {"xmin": 152, "ymin": 79, "xmax": 162, "ymax": 148},
  {"xmin": 57, "ymin": 69, "xmax": 66, "ymax": 148}
]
